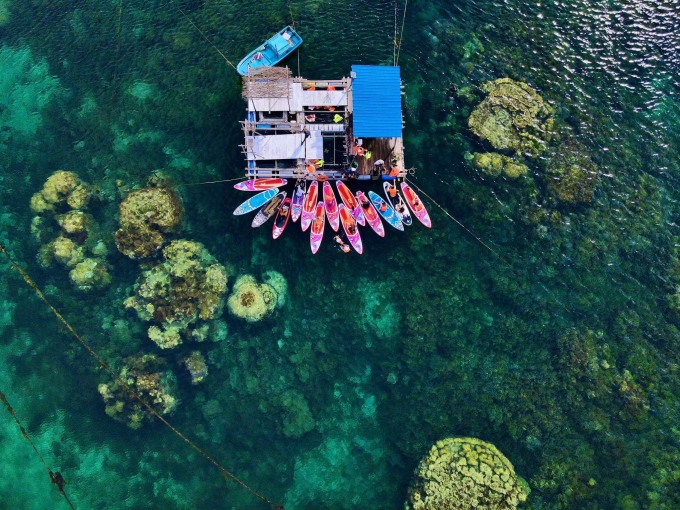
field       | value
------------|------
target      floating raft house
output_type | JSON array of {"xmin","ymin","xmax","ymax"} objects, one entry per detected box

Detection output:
[{"xmin": 240, "ymin": 65, "xmax": 406, "ymax": 181}]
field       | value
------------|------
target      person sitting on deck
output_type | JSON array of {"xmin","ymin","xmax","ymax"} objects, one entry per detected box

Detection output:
[
  {"xmin": 306, "ymin": 162, "xmax": 316, "ymax": 173},
  {"xmin": 374, "ymin": 159, "xmax": 385, "ymax": 173}
]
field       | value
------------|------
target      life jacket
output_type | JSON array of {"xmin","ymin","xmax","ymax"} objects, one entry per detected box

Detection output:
[
  {"xmin": 353, "ymin": 146, "xmax": 365, "ymax": 156},
  {"xmin": 333, "ymin": 114, "xmax": 344, "ymax": 123},
  {"xmin": 306, "ymin": 164, "xmax": 316, "ymax": 173},
  {"xmin": 389, "ymin": 167, "xmax": 399, "ymax": 177},
  {"xmin": 313, "ymin": 159, "xmax": 324, "ymax": 168}
]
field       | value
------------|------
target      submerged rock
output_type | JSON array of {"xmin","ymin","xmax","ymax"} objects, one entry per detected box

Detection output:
[
  {"xmin": 406, "ymin": 437, "xmax": 528, "ymax": 510},
  {"xmin": 469, "ymin": 78, "xmax": 554, "ymax": 156},
  {"xmin": 227, "ymin": 273, "xmax": 285, "ymax": 322},
  {"xmin": 473, "ymin": 152, "xmax": 528, "ymax": 178}
]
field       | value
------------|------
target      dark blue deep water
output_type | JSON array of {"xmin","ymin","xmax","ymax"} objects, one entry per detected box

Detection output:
[{"xmin": 1, "ymin": 0, "xmax": 680, "ymax": 508}]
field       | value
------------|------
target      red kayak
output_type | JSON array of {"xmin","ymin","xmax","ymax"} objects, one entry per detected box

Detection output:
[
  {"xmin": 234, "ymin": 178, "xmax": 288, "ymax": 191},
  {"xmin": 310, "ymin": 202, "xmax": 325, "ymax": 254},
  {"xmin": 301, "ymin": 181, "xmax": 318, "ymax": 232},
  {"xmin": 355, "ymin": 191, "xmax": 384, "ymax": 237},
  {"xmin": 272, "ymin": 197, "xmax": 292, "ymax": 239},
  {"xmin": 335, "ymin": 181, "xmax": 365, "ymax": 226},
  {"xmin": 400, "ymin": 182, "xmax": 432, "ymax": 228},
  {"xmin": 339, "ymin": 204, "xmax": 363, "ymax": 254}
]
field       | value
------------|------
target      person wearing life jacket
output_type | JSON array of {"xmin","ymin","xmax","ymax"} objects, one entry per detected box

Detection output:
[
  {"xmin": 334, "ymin": 235, "xmax": 350, "ymax": 254},
  {"xmin": 379, "ymin": 201, "xmax": 388, "ymax": 212},
  {"xmin": 388, "ymin": 184, "xmax": 398, "ymax": 199},
  {"xmin": 306, "ymin": 162, "xmax": 316, "ymax": 173},
  {"xmin": 353, "ymin": 145, "xmax": 365, "ymax": 156}
]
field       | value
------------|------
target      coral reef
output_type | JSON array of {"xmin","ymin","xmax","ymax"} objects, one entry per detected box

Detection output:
[
  {"xmin": 473, "ymin": 152, "xmax": 528, "ymax": 178},
  {"xmin": 124, "ymin": 240, "xmax": 228, "ymax": 349},
  {"xmin": 227, "ymin": 274, "xmax": 285, "ymax": 322},
  {"xmin": 406, "ymin": 437, "xmax": 528, "ymax": 510},
  {"xmin": 545, "ymin": 138, "xmax": 599, "ymax": 204},
  {"xmin": 469, "ymin": 78, "xmax": 554, "ymax": 156},
  {"xmin": 183, "ymin": 351, "xmax": 208, "ymax": 384},
  {"xmin": 98, "ymin": 354, "xmax": 178, "ymax": 429},
  {"xmin": 30, "ymin": 170, "xmax": 91, "ymax": 213},
  {"xmin": 115, "ymin": 186, "xmax": 183, "ymax": 259},
  {"xmin": 69, "ymin": 258, "xmax": 112, "ymax": 291}
]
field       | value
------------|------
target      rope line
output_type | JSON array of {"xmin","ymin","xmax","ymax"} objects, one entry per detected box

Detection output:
[
  {"xmin": 0, "ymin": 245, "xmax": 284, "ymax": 510},
  {"xmin": 396, "ymin": 0, "xmax": 408, "ymax": 66},
  {"xmin": 0, "ymin": 388, "xmax": 76, "ymax": 509},
  {"xmin": 404, "ymin": 177, "xmax": 501, "ymax": 257},
  {"xmin": 179, "ymin": 176, "xmax": 245, "ymax": 187},
  {"xmin": 175, "ymin": 5, "xmax": 237, "ymax": 71}
]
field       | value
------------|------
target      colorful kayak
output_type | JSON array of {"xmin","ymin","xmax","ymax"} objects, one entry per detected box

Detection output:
[
  {"xmin": 291, "ymin": 182, "xmax": 305, "ymax": 223},
  {"xmin": 301, "ymin": 181, "xmax": 318, "ymax": 232},
  {"xmin": 252, "ymin": 191, "xmax": 286, "ymax": 227},
  {"xmin": 310, "ymin": 202, "xmax": 325, "ymax": 254},
  {"xmin": 233, "ymin": 188, "xmax": 279, "ymax": 215},
  {"xmin": 234, "ymin": 178, "xmax": 287, "ymax": 191},
  {"xmin": 383, "ymin": 182, "xmax": 412, "ymax": 226},
  {"xmin": 336, "ymin": 181, "xmax": 365, "ymax": 226},
  {"xmin": 356, "ymin": 191, "xmax": 385, "ymax": 237},
  {"xmin": 401, "ymin": 182, "xmax": 432, "ymax": 228},
  {"xmin": 323, "ymin": 181, "xmax": 340, "ymax": 232},
  {"xmin": 368, "ymin": 191, "xmax": 404, "ymax": 231},
  {"xmin": 339, "ymin": 204, "xmax": 363, "ymax": 254},
  {"xmin": 272, "ymin": 197, "xmax": 292, "ymax": 239}
]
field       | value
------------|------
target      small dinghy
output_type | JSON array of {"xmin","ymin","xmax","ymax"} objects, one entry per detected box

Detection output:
[
  {"xmin": 237, "ymin": 26, "xmax": 303, "ymax": 76},
  {"xmin": 234, "ymin": 178, "xmax": 287, "ymax": 191},
  {"xmin": 400, "ymin": 182, "xmax": 432, "ymax": 228},
  {"xmin": 383, "ymin": 182, "xmax": 412, "ymax": 226},
  {"xmin": 336, "ymin": 181, "xmax": 365, "ymax": 226},
  {"xmin": 323, "ymin": 181, "xmax": 340, "ymax": 232},
  {"xmin": 291, "ymin": 181, "xmax": 305, "ymax": 223},
  {"xmin": 300, "ymin": 181, "xmax": 318, "ymax": 232},
  {"xmin": 310, "ymin": 202, "xmax": 325, "ymax": 254},
  {"xmin": 272, "ymin": 197, "xmax": 292, "ymax": 239},
  {"xmin": 356, "ymin": 191, "xmax": 384, "ymax": 237},
  {"xmin": 252, "ymin": 191, "xmax": 286, "ymax": 227},
  {"xmin": 339, "ymin": 204, "xmax": 363, "ymax": 254},
  {"xmin": 368, "ymin": 191, "xmax": 404, "ymax": 231},
  {"xmin": 233, "ymin": 188, "xmax": 279, "ymax": 215}
]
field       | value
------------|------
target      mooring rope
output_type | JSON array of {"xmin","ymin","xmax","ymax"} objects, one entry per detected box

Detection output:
[
  {"xmin": 404, "ymin": 177, "xmax": 501, "ymax": 257},
  {"xmin": 175, "ymin": 5, "xmax": 238, "ymax": 71},
  {"xmin": 395, "ymin": 0, "xmax": 408, "ymax": 66},
  {"xmin": 0, "ymin": 388, "xmax": 76, "ymax": 509},
  {"xmin": 179, "ymin": 176, "xmax": 245, "ymax": 187},
  {"xmin": 0, "ymin": 244, "xmax": 284, "ymax": 510}
]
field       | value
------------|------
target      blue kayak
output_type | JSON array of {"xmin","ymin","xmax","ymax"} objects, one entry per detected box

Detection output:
[
  {"xmin": 368, "ymin": 191, "xmax": 404, "ymax": 231},
  {"xmin": 233, "ymin": 188, "xmax": 280, "ymax": 215},
  {"xmin": 237, "ymin": 26, "xmax": 303, "ymax": 76}
]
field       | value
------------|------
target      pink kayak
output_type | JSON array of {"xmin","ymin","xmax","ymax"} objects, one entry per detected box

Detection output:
[
  {"xmin": 339, "ymin": 204, "xmax": 363, "ymax": 254},
  {"xmin": 310, "ymin": 202, "xmax": 325, "ymax": 254},
  {"xmin": 291, "ymin": 182, "xmax": 305, "ymax": 223},
  {"xmin": 335, "ymin": 181, "xmax": 365, "ymax": 226},
  {"xmin": 300, "ymin": 181, "xmax": 318, "ymax": 232},
  {"xmin": 272, "ymin": 197, "xmax": 292, "ymax": 239},
  {"xmin": 234, "ymin": 178, "xmax": 287, "ymax": 191},
  {"xmin": 400, "ymin": 182, "xmax": 432, "ymax": 228},
  {"xmin": 322, "ymin": 181, "xmax": 340, "ymax": 232},
  {"xmin": 355, "ymin": 191, "xmax": 384, "ymax": 237}
]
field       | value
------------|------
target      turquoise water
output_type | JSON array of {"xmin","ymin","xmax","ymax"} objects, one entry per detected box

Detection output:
[{"xmin": 1, "ymin": 0, "xmax": 679, "ymax": 508}]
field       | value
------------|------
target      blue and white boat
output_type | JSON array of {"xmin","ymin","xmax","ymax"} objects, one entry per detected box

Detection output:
[
  {"xmin": 368, "ymin": 191, "xmax": 404, "ymax": 231},
  {"xmin": 237, "ymin": 26, "xmax": 303, "ymax": 76}
]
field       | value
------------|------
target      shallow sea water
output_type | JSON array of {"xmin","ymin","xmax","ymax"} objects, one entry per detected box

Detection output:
[{"xmin": 1, "ymin": 0, "xmax": 680, "ymax": 509}]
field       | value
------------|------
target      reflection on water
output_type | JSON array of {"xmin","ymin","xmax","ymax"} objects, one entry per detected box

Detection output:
[{"xmin": 1, "ymin": 0, "xmax": 680, "ymax": 508}]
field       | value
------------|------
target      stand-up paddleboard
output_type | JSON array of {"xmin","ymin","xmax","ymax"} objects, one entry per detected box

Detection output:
[
  {"xmin": 252, "ymin": 191, "xmax": 286, "ymax": 227},
  {"xmin": 234, "ymin": 178, "xmax": 287, "ymax": 191},
  {"xmin": 336, "ymin": 181, "xmax": 365, "ymax": 226},
  {"xmin": 291, "ymin": 181, "xmax": 305, "ymax": 223},
  {"xmin": 310, "ymin": 202, "xmax": 325, "ymax": 254},
  {"xmin": 322, "ymin": 181, "xmax": 340, "ymax": 232},
  {"xmin": 301, "ymin": 181, "xmax": 318, "ymax": 232},
  {"xmin": 368, "ymin": 191, "xmax": 404, "ymax": 231},
  {"xmin": 400, "ymin": 182, "xmax": 432, "ymax": 228},
  {"xmin": 383, "ymin": 182, "xmax": 412, "ymax": 226},
  {"xmin": 339, "ymin": 204, "xmax": 363, "ymax": 254},
  {"xmin": 272, "ymin": 197, "xmax": 292, "ymax": 239},
  {"xmin": 233, "ymin": 188, "xmax": 279, "ymax": 215},
  {"xmin": 356, "ymin": 191, "xmax": 385, "ymax": 237}
]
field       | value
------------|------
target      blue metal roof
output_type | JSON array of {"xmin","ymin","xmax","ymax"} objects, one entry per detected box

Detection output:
[{"xmin": 351, "ymin": 65, "xmax": 402, "ymax": 138}]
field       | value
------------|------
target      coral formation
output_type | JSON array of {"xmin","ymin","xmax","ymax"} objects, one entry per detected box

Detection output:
[
  {"xmin": 545, "ymin": 139, "xmax": 598, "ymax": 204},
  {"xmin": 69, "ymin": 258, "xmax": 112, "ymax": 291},
  {"xmin": 183, "ymin": 351, "xmax": 208, "ymax": 384},
  {"xmin": 124, "ymin": 240, "xmax": 228, "ymax": 348},
  {"xmin": 406, "ymin": 437, "xmax": 527, "ymax": 510},
  {"xmin": 469, "ymin": 78, "xmax": 554, "ymax": 156},
  {"xmin": 227, "ymin": 273, "xmax": 285, "ymax": 322},
  {"xmin": 30, "ymin": 170, "xmax": 91, "ymax": 213},
  {"xmin": 98, "ymin": 354, "xmax": 178, "ymax": 429},
  {"xmin": 115, "ymin": 186, "xmax": 183, "ymax": 259},
  {"xmin": 473, "ymin": 152, "xmax": 528, "ymax": 178}
]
